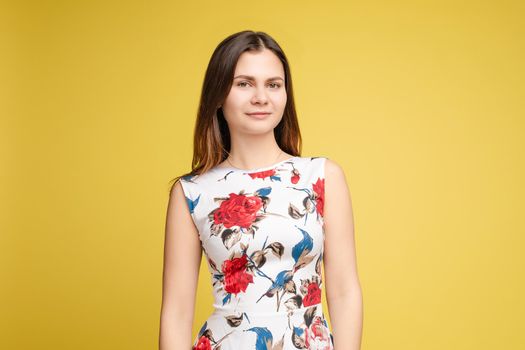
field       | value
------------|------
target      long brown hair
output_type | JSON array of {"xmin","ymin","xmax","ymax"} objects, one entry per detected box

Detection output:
[{"xmin": 169, "ymin": 30, "xmax": 302, "ymax": 191}]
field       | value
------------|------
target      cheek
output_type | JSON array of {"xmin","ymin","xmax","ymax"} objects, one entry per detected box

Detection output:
[
  {"xmin": 225, "ymin": 88, "xmax": 249, "ymax": 104},
  {"xmin": 222, "ymin": 92, "xmax": 246, "ymax": 122},
  {"xmin": 271, "ymin": 91, "xmax": 287, "ymax": 109},
  {"xmin": 223, "ymin": 97, "xmax": 245, "ymax": 118}
]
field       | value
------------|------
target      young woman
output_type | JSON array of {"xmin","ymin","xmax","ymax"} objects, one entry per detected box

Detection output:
[{"xmin": 159, "ymin": 30, "xmax": 362, "ymax": 350}]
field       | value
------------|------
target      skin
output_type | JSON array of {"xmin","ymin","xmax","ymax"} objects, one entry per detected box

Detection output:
[
  {"xmin": 323, "ymin": 159, "xmax": 363, "ymax": 349},
  {"xmin": 159, "ymin": 48, "xmax": 363, "ymax": 349},
  {"xmin": 216, "ymin": 48, "xmax": 291, "ymax": 169}
]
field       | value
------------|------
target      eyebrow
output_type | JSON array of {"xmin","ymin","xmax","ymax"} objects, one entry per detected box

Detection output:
[{"xmin": 233, "ymin": 75, "xmax": 284, "ymax": 82}]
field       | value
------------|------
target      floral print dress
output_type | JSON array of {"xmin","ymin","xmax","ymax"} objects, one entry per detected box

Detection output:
[{"xmin": 179, "ymin": 156, "xmax": 334, "ymax": 350}]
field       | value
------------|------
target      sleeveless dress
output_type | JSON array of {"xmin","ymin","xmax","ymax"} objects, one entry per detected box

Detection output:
[{"xmin": 179, "ymin": 155, "xmax": 335, "ymax": 350}]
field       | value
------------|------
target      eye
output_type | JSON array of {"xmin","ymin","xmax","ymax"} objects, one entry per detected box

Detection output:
[{"xmin": 236, "ymin": 81, "xmax": 282, "ymax": 88}]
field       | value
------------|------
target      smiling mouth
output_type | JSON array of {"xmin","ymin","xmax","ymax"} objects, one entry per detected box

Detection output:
[
  {"xmin": 245, "ymin": 112, "xmax": 271, "ymax": 119},
  {"xmin": 246, "ymin": 112, "xmax": 271, "ymax": 115}
]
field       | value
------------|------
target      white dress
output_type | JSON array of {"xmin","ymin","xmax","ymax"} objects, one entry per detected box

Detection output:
[{"xmin": 179, "ymin": 155, "xmax": 334, "ymax": 350}]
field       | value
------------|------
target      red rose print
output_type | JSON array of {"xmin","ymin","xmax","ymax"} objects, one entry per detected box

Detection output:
[
  {"xmin": 214, "ymin": 193, "xmax": 263, "ymax": 229},
  {"xmin": 291, "ymin": 173, "xmax": 300, "ymax": 184},
  {"xmin": 248, "ymin": 169, "xmax": 276, "ymax": 180},
  {"xmin": 312, "ymin": 178, "xmax": 325, "ymax": 217},
  {"xmin": 193, "ymin": 335, "xmax": 212, "ymax": 350},
  {"xmin": 304, "ymin": 316, "xmax": 331, "ymax": 349},
  {"xmin": 303, "ymin": 281, "xmax": 321, "ymax": 306},
  {"xmin": 222, "ymin": 254, "xmax": 254, "ymax": 295}
]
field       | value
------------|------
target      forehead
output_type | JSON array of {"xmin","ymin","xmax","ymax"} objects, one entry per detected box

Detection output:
[{"xmin": 234, "ymin": 49, "xmax": 284, "ymax": 78}]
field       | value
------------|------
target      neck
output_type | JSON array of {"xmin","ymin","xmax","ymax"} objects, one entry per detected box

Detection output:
[{"xmin": 225, "ymin": 131, "xmax": 288, "ymax": 169}]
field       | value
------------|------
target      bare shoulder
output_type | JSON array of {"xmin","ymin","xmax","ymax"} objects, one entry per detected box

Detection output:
[
  {"xmin": 169, "ymin": 178, "xmax": 184, "ymax": 199},
  {"xmin": 324, "ymin": 158, "xmax": 347, "ymax": 185},
  {"xmin": 167, "ymin": 179, "xmax": 193, "ymax": 223}
]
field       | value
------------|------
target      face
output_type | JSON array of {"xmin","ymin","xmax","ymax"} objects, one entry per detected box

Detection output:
[{"xmin": 221, "ymin": 48, "xmax": 287, "ymax": 135}]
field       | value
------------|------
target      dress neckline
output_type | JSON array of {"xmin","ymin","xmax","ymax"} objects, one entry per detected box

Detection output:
[{"xmin": 214, "ymin": 156, "xmax": 299, "ymax": 172}]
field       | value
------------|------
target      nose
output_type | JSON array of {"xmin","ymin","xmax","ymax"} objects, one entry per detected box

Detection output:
[{"xmin": 251, "ymin": 85, "xmax": 269, "ymax": 105}]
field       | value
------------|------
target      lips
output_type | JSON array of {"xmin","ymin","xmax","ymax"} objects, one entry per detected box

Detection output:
[{"xmin": 246, "ymin": 112, "xmax": 271, "ymax": 119}]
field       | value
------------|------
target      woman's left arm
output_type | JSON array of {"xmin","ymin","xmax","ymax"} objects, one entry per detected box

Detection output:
[{"xmin": 323, "ymin": 158, "xmax": 363, "ymax": 350}]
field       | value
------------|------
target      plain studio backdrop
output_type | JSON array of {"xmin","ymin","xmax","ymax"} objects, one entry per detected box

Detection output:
[{"xmin": 1, "ymin": 0, "xmax": 523, "ymax": 349}]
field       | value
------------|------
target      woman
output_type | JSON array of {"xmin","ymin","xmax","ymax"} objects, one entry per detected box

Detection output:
[{"xmin": 159, "ymin": 30, "xmax": 362, "ymax": 350}]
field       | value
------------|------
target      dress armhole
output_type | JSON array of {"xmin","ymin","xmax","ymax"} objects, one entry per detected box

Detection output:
[
  {"xmin": 178, "ymin": 177, "xmax": 199, "ymax": 231},
  {"xmin": 321, "ymin": 156, "xmax": 329, "ymax": 180},
  {"xmin": 320, "ymin": 156, "xmax": 329, "ymax": 197},
  {"xmin": 320, "ymin": 156, "xmax": 329, "ymax": 234}
]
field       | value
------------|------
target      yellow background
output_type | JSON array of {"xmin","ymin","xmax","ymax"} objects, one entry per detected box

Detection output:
[{"xmin": 2, "ymin": 0, "xmax": 524, "ymax": 349}]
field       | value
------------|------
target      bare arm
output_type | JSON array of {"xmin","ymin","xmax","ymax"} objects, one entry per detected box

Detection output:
[
  {"xmin": 323, "ymin": 159, "xmax": 363, "ymax": 349},
  {"xmin": 159, "ymin": 180, "xmax": 202, "ymax": 350}
]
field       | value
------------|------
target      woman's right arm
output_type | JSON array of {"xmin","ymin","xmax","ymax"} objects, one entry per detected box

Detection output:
[{"xmin": 159, "ymin": 180, "xmax": 202, "ymax": 350}]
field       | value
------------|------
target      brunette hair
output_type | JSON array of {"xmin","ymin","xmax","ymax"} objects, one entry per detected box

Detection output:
[{"xmin": 169, "ymin": 30, "xmax": 302, "ymax": 191}]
